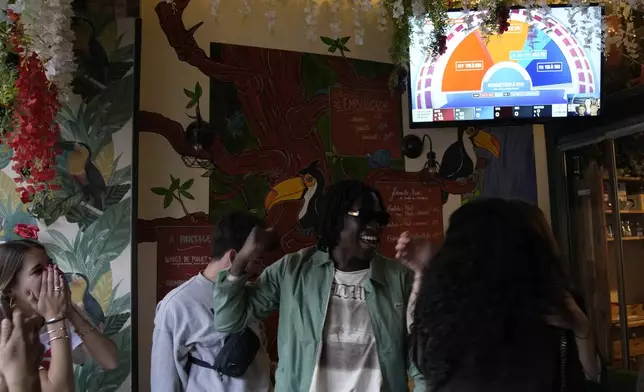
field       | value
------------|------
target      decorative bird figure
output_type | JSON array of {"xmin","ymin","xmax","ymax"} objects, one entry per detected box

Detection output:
[
  {"xmin": 64, "ymin": 272, "xmax": 106, "ymax": 327},
  {"xmin": 438, "ymin": 127, "xmax": 500, "ymax": 204},
  {"xmin": 264, "ymin": 161, "xmax": 325, "ymax": 236},
  {"xmin": 58, "ymin": 141, "xmax": 107, "ymax": 210}
]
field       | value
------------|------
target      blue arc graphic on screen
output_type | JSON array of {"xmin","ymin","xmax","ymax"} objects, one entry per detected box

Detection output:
[{"xmin": 525, "ymin": 40, "xmax": 573, "ymax": 86}]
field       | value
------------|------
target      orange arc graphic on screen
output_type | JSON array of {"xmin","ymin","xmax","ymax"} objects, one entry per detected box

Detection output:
[
  {"xmin": 486, "ymin": 21, "xmax": 530, "ymax": 63},
  {"xmin": 442, "ymin": 31, "xmax": 494, "ymax": 92}
]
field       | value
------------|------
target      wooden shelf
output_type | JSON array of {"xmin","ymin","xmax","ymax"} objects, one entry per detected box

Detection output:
[
  {"xmin": 613, "ymin": 337, "xmax": 644, "ymax": 360},
  {"xmin": 608, "ymin": 236, "xmax": 644, "ymax": 241},
  {"xmin": 613, "ymin": 316, "xmax": 644, "ymax": 328},
  {"xmin": 606, "ymin": 210, "xmax": 644, "ymax": 214},
  {"xmin": 603, "ymin": 176, "xmax": 644, "ymax": 182}
]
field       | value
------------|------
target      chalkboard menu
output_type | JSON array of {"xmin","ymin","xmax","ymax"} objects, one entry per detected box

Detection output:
[
  {"xmin": 156, "ymin": 226, "xmax": 212, "ymax": 301},
  {"xmin": 330, "ymin": 86, "xmax": 401, "ymax": 158},
  {"xmin": 375, "ymin": 181, "xmax": 443, "ymax": 258}
]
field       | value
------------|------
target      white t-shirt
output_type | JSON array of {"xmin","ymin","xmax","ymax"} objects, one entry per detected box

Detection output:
[{"xmin": 309, "ymin": 268, "xmax": 382, "ymax": 392}]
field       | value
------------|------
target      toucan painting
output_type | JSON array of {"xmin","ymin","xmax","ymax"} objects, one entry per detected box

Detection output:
[
  {"xmin": 439, "ymin": 127, "xmax": 501, "ymax": 204},
  {"xmin": 58, "ymin": 142, "xmax": 107, "ymax": 210},
  {"xmin": 64, "ymin": 272, "xmax": 106, "ymax": 327},
  {"xmin": 264, "ymin": 161, "xmax": 325, "ymax": 236}
]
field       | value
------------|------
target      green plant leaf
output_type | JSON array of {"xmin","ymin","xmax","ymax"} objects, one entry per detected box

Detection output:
[
  {"xmin": 98, "ymin": 327, "xmax": 131, "ymax": 391},
  {"xmin": 179, "ymin": 190, "xmax": 194, "ymax": 200},
  {"xmin": 163, "ymin": 194, "xmax": 173, "ymax": 208},
  {"xmin": 183, "ymin": 88, "xmax": 195, "ymax": 99},
  {"xmin": 341, "ymin": 46, "xmax": 351, "ymax": 53},
  {"xmin": 340, "ymin": 36, "xmax": 351, "ymax": 44},
  {"xmin": 150, "ymin": 187, "xmax": 167, "ymax": 196},
  {"xmin": 180, "ymin": 178, "xmax": 194, "ymax": 190},
  {"xmin": 42, "ymin": 241, "xmax": 75, "ymax": 272},
  {"xmin": 110, "ymin": 43, "xmax": 134, "ymax": 63},
  {"xmin": 64, "ymin": 206, "xmax": 99, "ymax": 231},
  {"xmin": 105, "ymin": 184, "xmax": 131, "ymax": 208},
  {"xmin": 102, "ymin": 312, "xmax": 130, "ymax": 336},
  {"xmin": 320, "ymin": 36, "xmax": 336, "ymax": 46},
  {"xmin": 107, "ymin": 288, "xmax": 130, "ymax": 316},
  {"xmin": 48, "ymin": 229, "xmax": 74, "ymax": 252},
  {"xmin": 41, "ymin": 191, "xmax": 86, "ymax": 226},
  {"xmin": 108, "ymin": 165, "xmax": 131, "ymax": 186},
  {"xmin": 0, "ymin": 143, "xmax": 13, "ymax": 170},
  {"xmin": 81, "ymin": 199, "xmax": 131, "ymax": 290},
  {"xmin": 185, "ymin": 99, "xmax": 198, "ymax": 109},
  {"xmin": 328, "ymin": 45, "xmax": 338, "ymax": 53},
  {"xmin": 170, "ymin": 175, "xmax": 180, "ymax": 190},
  {"xmin": 194, "ymin": 82, "xmax": 202, "ymax": 98}
]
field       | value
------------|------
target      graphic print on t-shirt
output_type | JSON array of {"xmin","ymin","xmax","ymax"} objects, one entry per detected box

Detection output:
[
  {"xmin": 318, "ymin": 280, "xmax": 379, "ymax": 370},
  {"xmin": 309, "ymin": 269, "xmax": 382, "ymax": 392}
]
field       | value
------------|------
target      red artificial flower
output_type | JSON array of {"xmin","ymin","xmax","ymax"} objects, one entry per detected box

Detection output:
[
  {"xmin": 16, "ymin": 186, "xmax": 35, "ymax": 203},
  {"xmin": 7, "ymin": 49, "xmax": 61, "ymax": 202},
  {"xmin": 14, "ymin": 223, "xmax": 39, "ymax": 239}
]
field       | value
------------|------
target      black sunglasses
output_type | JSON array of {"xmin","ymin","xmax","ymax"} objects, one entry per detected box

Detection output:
[{"xmin": 347, "ymin": 209, "xmax": 390, "ymax": 226}]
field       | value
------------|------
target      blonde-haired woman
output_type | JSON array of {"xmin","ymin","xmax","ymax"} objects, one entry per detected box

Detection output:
[{"xmin": 0, "ymin": 240, "xmax": 117, "ymax": 392}]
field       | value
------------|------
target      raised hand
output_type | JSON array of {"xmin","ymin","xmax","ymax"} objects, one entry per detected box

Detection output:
[
  {"xmin": 230, "ymin": 226, "xmax": 275, "ymax": 277},
  {"xmin": 27, "ymin": 265, "xmax": 69, "ymax": 320},
  {"xmin": 0, "ymin": 310, "xmax": 43, "ymax": 390},
  {"xmin": 395, "ymin": 231, "xmax": 432, "ymax": 274}
]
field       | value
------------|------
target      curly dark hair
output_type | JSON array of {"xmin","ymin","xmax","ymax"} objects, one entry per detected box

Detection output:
[
  {"xmin": 410, "ymin": 198, "xmax": 574, "ymax": 390},
  {"xmin": 316, "ymin": 179, "xmax": 385, "ymax": 252}
]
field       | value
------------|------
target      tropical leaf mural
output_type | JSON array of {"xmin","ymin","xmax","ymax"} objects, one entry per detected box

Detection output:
[{"xmin": 0, "ymin": 9, "xmax": 135, "ymax": 391}]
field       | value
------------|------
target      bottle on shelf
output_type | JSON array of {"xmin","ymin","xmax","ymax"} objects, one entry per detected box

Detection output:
[
  {"xmin": 622, "ymin": 220, "xmax": 633, "ymax": 237},
  {"xmin": 608, "ymin": 224, "xmax": 614, "ymax": 239},
  {"xmin": 636, "ymin": 222, "xmax": 644, "ymax": 237}
]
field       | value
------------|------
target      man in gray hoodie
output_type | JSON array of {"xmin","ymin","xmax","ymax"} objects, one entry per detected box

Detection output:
[{"xmin": 151, "ymin": 212, "xmax": 272, "ymax": 392}]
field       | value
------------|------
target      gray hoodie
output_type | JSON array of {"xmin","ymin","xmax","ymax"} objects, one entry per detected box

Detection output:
[{"xmin": 151, "ymin": 273, "xmax": 271, "ymax": 392}]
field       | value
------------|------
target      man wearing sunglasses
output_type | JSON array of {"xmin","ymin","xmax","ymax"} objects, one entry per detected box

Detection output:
[{"xmin": 213, "ymin": 180, "xmax": 426, "ymax": 392}]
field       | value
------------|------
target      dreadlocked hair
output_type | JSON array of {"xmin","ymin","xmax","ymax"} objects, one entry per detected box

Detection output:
[
  {"xmin": 316, "ymin": 179, "xmax": 385, "ymax": 252},
  {"xmin": 410, "ymin": 198, "xmax": 574, "ymax": 390}
]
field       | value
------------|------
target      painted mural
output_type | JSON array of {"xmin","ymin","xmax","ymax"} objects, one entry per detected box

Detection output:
[
  {"xmin": 0, "ymin": 12, "xmax": 134, "ymax": 392},
  {"xmin": 138, "ymin": 0, "xmax": 523, "ymax": 363}
]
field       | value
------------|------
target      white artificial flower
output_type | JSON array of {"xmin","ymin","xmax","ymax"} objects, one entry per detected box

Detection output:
[
  {"xmin": 265, "ymin": 10, "xmax": 277, "ymax": 32},
  {"xmin": 304, "ymin": 0, "xmax": 318, "ymax": 42},
  {"xmin": 392, "ymin": 0, "xmax": 404, "ymax": 19},
  {"xmin": 352, "ymin": 0, "xmax": 370, "ymax": 46},
  {"xmin": 239, "ymin": 0, "xmax": 251, "ymax": 17},
  {"xmin": 12, "ymin": 0, "xmax": 76, "ymax": 100},
  {"xmin": 375, "ymin": 0, "xmax": 388, "ymax": 31},
  {"xmin": 354, "ymin": 27, "xmax": 364, "ymax": 45},
  {"xmin": 411, "ymin": 0, "xmax": 425, "ymax": 17},
  {"xmin": 328, "ymin": 0, "xmax": 341, "ymax": 37},
  {"xmin": 210, "ymin": 0, "xmax": 220, "ymax": 18}
]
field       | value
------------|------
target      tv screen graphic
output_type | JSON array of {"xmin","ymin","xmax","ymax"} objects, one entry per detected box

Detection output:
[{"xmin": 409, "ymin": 6, "xmax": 603, "ymax": 125}]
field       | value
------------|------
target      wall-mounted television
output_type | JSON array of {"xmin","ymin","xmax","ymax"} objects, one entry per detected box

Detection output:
[{"xmin": 408, "ymin": 6, "xmax": 603, "ymax": 127}]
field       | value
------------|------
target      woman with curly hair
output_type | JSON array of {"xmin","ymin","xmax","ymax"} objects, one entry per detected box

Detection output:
[{"xmin": 396, "ymin": 198, "xmax": 601, "ymax": 392}]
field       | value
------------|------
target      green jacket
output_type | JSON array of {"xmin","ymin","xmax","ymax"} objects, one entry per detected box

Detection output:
[{"xmin": 213, "ymin": 246, "xmax": 426, "ymax": 392}]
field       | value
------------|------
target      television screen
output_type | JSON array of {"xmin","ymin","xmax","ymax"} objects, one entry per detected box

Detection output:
[{"xmin": 409, "ymin": 6, "xmax": 603, "ymax": 125}]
